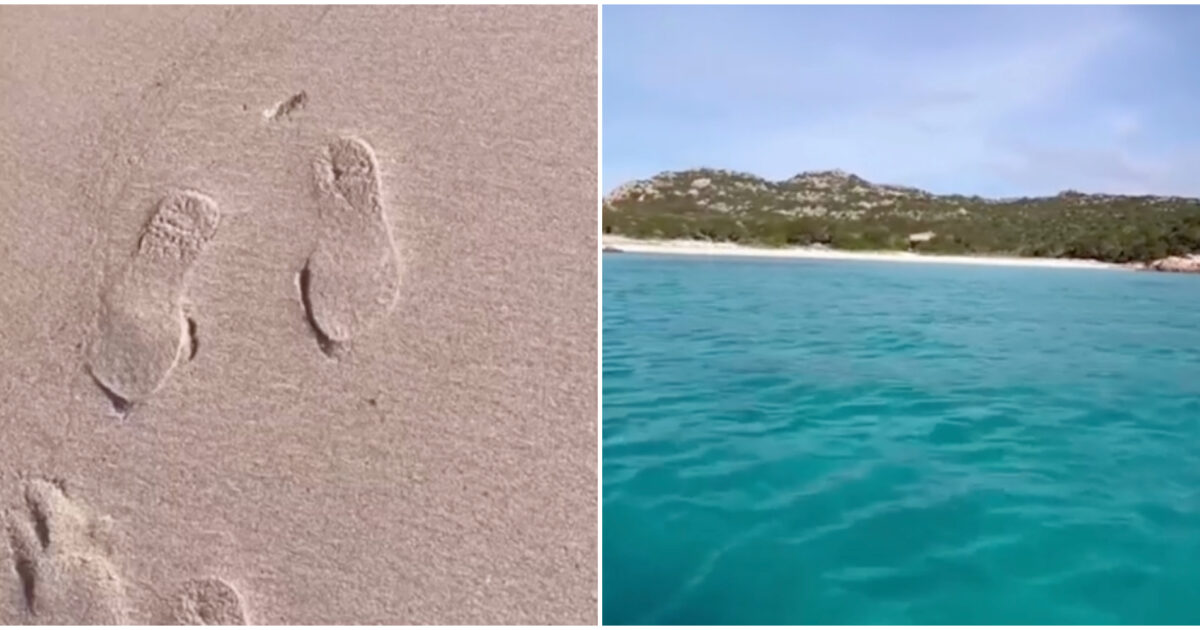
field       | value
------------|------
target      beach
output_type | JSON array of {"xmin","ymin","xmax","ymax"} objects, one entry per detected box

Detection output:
[
  {"xmin": 603, "ymin": 236, "xmax": 1127, "ymax": 270},
  {"xmin": 0, "ymin": 6, "xmax": 596, "ymax": 625}
]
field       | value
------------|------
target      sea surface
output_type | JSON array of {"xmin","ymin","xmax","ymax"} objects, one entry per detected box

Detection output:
[{"xmin": 602, "ymin": 252, "xmax": 1200, "ymax": 625}]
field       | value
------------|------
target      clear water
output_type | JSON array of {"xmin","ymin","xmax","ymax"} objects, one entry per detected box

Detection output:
[{"xmin": 602, "ymin": 253, "xmax": 1200, "ymax": 625}]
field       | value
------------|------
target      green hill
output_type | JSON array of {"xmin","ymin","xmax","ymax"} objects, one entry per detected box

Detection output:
[{"xmin": 602, "ymin": 169, "xmax": 1200, "ymax": 263}]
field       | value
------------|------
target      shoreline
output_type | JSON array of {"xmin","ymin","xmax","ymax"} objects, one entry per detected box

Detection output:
[{"xmin": 602, "ymin": 236, "xmax": 1130, "ymax": 271}]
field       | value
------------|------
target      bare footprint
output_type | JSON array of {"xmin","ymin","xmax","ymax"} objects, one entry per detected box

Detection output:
[
  {"xmin": 169, "ymin": 577, "xmax": 248, "ymax": 625},
  {"xmin": 4, "ymin": 479, "xmax": 129, "ymax": 624},
  {"xmin": 302, "ymin": 136, "xmax": 400, "ymax": 355},
  {"xmin": 87, "ymin": 190, "xmax": 220, "ymax": 408}
]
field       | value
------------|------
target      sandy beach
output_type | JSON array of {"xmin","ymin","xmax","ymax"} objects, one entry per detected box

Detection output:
[
  {"xmin": 603, "ymin": 236, "xmax": 1127, "ymax": 270},
  {"xmin": 0, "ymin": 6, "xmax": 596, "ymax": 625}
]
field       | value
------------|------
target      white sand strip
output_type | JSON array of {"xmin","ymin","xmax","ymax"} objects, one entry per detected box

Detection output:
[{"xmin": 603, "ymin": 236, "xmax": 1128, "ymax": 271}]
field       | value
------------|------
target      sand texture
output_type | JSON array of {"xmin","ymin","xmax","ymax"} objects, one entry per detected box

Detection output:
[{"xmin": 0, "ymin": 6, "xmax": 597, "ymax": 624}]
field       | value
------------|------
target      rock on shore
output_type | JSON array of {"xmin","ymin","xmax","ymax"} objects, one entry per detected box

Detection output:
[{"xmin": 1135, "ymin": 255, "xmax": 1200, "ymax": 273}]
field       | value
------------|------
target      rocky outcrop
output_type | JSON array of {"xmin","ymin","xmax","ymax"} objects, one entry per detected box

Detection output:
[
  {"xmin": 604, "ymin": 167, "xmax": 1200, "ymax": 264},
  {"xmin": 908, "ymin": 231, "xmax": 936, "ymax": 244},
  {"xmin": 1146, "ymin": 256, "xmax": 1200, "ymax": 273},
  {"xmin": 605, "ymin": 168, "xmax": 1200, "ymax": 218}
]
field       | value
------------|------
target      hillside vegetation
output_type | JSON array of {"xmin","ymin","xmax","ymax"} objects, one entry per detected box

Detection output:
[{"xmin": 602, "ymin": 169, "xmax": 1200, "ymax": 263}]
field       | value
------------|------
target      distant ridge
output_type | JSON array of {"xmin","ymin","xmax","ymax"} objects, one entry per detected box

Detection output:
[{"xmin": 602, "ymin": 168, "xmax": 1200, "ymax": 264}]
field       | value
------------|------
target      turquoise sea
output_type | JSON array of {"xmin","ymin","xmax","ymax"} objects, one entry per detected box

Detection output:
[{"xmin": 602, "ymin": 252, "xmax": 1200, "ymax": 625}]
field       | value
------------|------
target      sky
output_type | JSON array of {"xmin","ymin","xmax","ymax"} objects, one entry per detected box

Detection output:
[{"xmin": 602, "ymin": 5, "xmax": 1200, "ymax": 198}]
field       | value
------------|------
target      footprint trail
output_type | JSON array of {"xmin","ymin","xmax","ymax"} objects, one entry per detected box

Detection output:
[
  {"xmin": 302, "ymin": 136, "xmax": 401, "ymax": 355},
  {"xmin": 88, "ymin": 190, "xmax": 219, "ymax": 408}
]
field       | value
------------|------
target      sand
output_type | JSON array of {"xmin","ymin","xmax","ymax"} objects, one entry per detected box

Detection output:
[
  {"xmin": 0, "ymin": 6, "xmax": 596, "ymax": 624},
  {"xmin": 603, "ymin": 236, "xmax": 1126, "ymax": 270}
]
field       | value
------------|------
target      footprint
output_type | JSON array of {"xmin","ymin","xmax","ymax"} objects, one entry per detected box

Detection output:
[
  {"xmin": 169, "ymin": 577, "xmax": 248, "ymax": 625},
  {"xmin": 302, "ymin": 136, "xmax": 400, "ymax": 354},
  {"xmin": 87, "ymin": 190, "xmax": 220, "ymax": 408},
  {"xmin": 4, "ymin": 479, "xmax": 129, "ymax": 624}
]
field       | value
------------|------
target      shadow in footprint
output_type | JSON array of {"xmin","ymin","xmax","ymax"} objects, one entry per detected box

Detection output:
[
  {"xmin": 91, "ymin": 376, "xmax": 132, "ymax": 417},
  {"xmin": 13, "ymin": 554, "xmax": 36, "ymax": 614},
  {"xmin": 186, "ymin": 317, "xmax": 199, "ymax": 361},
  {"xmin": 299, "ymin": 267, "xmax": 339, "ymax": 358}
]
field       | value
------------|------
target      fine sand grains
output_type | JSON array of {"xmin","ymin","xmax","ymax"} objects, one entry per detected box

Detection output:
[
  {"xmin": 301, "ymin": 137, "xmax": 401, "ymax": 356},
  {"xmin": 86, "ymin": 191, "xmax": 221, "ymax": 410}
]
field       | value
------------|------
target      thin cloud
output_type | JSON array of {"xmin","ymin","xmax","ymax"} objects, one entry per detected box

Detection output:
[{"xmin": 603, "ymin": 6, "xmax": 1200, "ymax": 198}]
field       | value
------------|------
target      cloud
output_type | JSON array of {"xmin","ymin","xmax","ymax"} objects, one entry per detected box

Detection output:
[
  {"xmin": 604, "ymin": 6, "xmax": 1200, "ymax": 197},
  {"xmin": 717, "ymin": 9, "xmax": 1138, "ymax": 187}
]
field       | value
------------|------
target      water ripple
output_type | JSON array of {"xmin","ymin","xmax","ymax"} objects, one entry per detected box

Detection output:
[{"xmin": 604, "ymin": 254, "xmax": 1200, "ymax": 624}]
